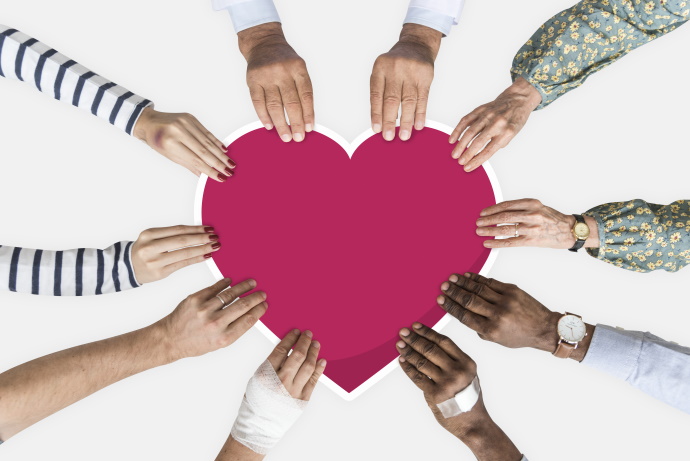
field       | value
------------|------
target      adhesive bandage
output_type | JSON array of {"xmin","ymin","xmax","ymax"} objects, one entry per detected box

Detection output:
[{"xmin": 436, "ymin": 376, "xmax": 481, "ymax": 418}]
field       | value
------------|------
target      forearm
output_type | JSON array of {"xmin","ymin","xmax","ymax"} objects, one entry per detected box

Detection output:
[
  {"xmin": 215, "ymin": 436, "xmax": 265, "ymax": 461},
  {"xmin": 0, "ymin": 242, "xmax": 140, "ymax": 296},
  {"xmin": 0, "ymin": 26, "xmax": 152, "ymax": 134},
  {"xmin": 0, "ymin": 321, "xmax": 174, "ymax": 440}
]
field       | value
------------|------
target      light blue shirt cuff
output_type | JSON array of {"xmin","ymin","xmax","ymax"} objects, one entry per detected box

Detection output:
[
  {"xmin": 212, "ymin": 0, "xmax": 281, "ymax": 33},
  {"xmin": 582, "ymin": 325, "xmax": 643, "ymax": 381},
  {"xmin": 404, "ymin": 6, "xmax": 455, "ymax": 35}
]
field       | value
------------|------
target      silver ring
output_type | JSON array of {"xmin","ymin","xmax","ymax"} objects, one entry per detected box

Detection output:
[
  {"xmin": 216, "ymin": 294, "xmax": 226, "ymax": 307},
  {"xmin": 514, "ymin": 223, "xmax": 519, "ymax": 238}
]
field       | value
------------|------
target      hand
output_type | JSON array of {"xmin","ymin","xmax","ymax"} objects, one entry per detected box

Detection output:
[
  {"xmin": 134, "ymin": 107, "xmax": 236, "ymax": 182},
  {"xmin": 239, "ymin": 23, "xmax": 313, "ymax": 143},
  {"xmin": 449, "ymin": 77, "xmax": 541, "ymax": 172},
  {"xmin": 370, "ymin": 24, "xmax": 441, "ymax": 141},
  {"xmin": 476, "ymin": 199, "xmax": 599, "ymax": 249},
  {"xmin": 437, "ymin": 273, "xmax": 561, "ymax": 352},
  {"xmin": 157, "ymin": 278, "xmax": 268, "ymax": 361},
  {"xmin": 397, "ymin": 323, "xmax": 523, "ymax": 461},
  {"xmin": 267, "ymin": 329, "xmax": 327, "ymax": 400},
  {"xmin": 131, "ymin": 225, "xmax": 221, "ymax": 284}
]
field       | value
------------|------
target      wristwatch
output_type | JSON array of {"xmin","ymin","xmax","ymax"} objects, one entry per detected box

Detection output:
[
  {"xmin": 553, "ymin": 312, "xmax": 587, "ymax": 359},
  {"xmin": 568, "ymin": 214, "xmax": 590, "ymax": 252}
]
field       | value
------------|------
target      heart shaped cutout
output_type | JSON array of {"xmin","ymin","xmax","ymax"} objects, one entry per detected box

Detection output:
[{"xmin": 195, "ymin": 122, "xmax": 500, "ymax": 399}]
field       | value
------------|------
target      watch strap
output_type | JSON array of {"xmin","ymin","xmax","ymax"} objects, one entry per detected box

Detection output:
[
  {"xmin": 568, "ymin": 214, "xmax": 586, "ymax": 253},
  {"xmin": 553, "ymin": 341, "xmax": 576, "ymax": 359}
]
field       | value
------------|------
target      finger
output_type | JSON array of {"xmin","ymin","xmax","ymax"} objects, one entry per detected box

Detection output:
[
  {"xmin": 217, "ymin": 291, "xmax": 267, "ymax": 325},
  {"xmin": 193, "ymin": 278, "xmax": 232, "ymax": 302},
  {"xmin": 398, "ymin": 327, "xmax": 452, "ymax": 371},
  {"xmin": 476, "ymin": 224, "xmax": 536, "ymax": 237},
  {"xmin": 475, "ymin": 211, "xmax": 538, "ymax": 227},
  {"xmin": 458, "ymin": 132, "xmax": 491, "ymax": 167},
  {"xmin": 301, "ymin": 358, "xmax": 327, "ymax": 401},
  {"xmin": 265, "ymin": 86, "xmax": 291, "ymax": 142},
  {"xmin": 436, "ymin": 295, "xmax": 489, "ymax": 334},
  {"xmin": 249, "ymin": 85, "xmax": 273, "ymax": 130},
  {"xmin": 144, "ymin": 225, "xmax": 215, "ymax": 241},
  {"xmin": 479, "ymin": 199, "xmax": 542, "ymax": 217},
  {"xmin": 189, "ymin": 118, "xmax": 235, "ymax": 169},
  {"xmin": 483, "ymin": 236, "xmax": 529, "ymax": 249},
  {"xmin": 398, "ymin": 82, "xmax": 416, "ymax": 141},
  {"xmin": 161, "ymin": 252, "xmax": 213, "ymax": 278},
  {"xmin": 381, "ymin": 79, "xmax": 401, "ymax": 141},
  {"xmin": 296, "ymin": 74, "xmax": 315, "ymax": 133},
  {"xmin": 414, "ymin": 86, "xmax": 429, "ymax": 131},
  {"xmin": 281, "ymin": 82, "xmax": 305, "ymax": 142},
  {"xmin": 293, "ymin": 340, "xmax": 320, "ymax": 389},
  {"xmin": 279, "ymin": 331, "xmax": 313, "ymax": 381},
  {"xmin": 449, "ymin": 113, "xmax": 476, "ymax": 145},
  {"xmin": 410, "ymin": 323, "xmax": 469, "ymax": 362},
  {"xmin": 369, "ymin": 70, "xmax": 385, "ymax": 133},
  {"xmin": 150, "ymin": 232, "xmax": 218, "ymax": 254},
  {"xmin": 445, "ymin": 274, "xmax": 500, "ymax": 307},
  {"xmin": 463, "ymin": 272, "xmax": 511, "ymax": 294},
  {"xmin": 224, "ymin": 301, "xmax": 269, "ymax": 345},
  {"xmin": 398, "ymin": 357, "xmax": 435, "ymax": 393},
  {"xmin": 206, "ymin": 279, "xmax": 257, "ymax": 308},
  {"xmin": 267, "ymin": 329, "xmax": 302, "ymax": 370},
  {"xmin": 453, "ymin": 121, "xmax": 486, "ymax": 161},
  {"xmin": 180, "ymin": 130, "xmax": 234, "ymax": 180},
  {"xmin": 158, "ymin": 241, "xmax": 219, "ymax": 266},
  {"xmin": 464, "ymin": 137, "xmax": 506, "ymax": 172}
]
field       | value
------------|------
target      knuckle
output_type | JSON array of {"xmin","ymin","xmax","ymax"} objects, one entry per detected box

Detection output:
[
  {"xmin": 243, "ymin": 315, "xmax": 257, "ymax": 328},
  {"xmin": 422, "ymin": 342, "xmax": 437, "ymax": 356},
  {"xmin": 291, "ymin": 350, "xmax": 305, "ymax": 361}
]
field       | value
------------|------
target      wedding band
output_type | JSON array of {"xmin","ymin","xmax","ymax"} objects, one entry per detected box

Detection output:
[
  {"xmin": 216, "ymin": 294, "xmax": 226, "ymax": 307},
  {"xmin": 514, "ymin": 223, "xmax": 519, "ymax": 238}
]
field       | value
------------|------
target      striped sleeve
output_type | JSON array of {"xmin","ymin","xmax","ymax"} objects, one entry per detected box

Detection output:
[
  {"xmin": 0, "ymin": 25, "xmax": 153, "ymax": 135},
  {"xmin": 0, "ymin": 242, "xmax": 141, "ymax": 296}
]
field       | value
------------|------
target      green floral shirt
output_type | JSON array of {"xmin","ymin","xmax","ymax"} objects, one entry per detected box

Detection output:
[
  {"xmin": 511, "ymin": 0, "xmax": 689, "ymax": 109},
  {"xmin": 584, "ymin": 199, "xmax": 690, "ymax": 272}
]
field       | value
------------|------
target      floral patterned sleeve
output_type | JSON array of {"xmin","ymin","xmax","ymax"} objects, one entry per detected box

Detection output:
[
  {"xmin": 583, "ymin": 200, "xmax": 690, "ymax": 272},
  {"xmin": 510, "ymin": 0, "xmax": 689, "ymax": 110}
]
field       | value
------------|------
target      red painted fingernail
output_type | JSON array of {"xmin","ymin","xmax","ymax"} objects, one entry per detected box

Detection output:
[
  {"xmin": 204, "ymin": 253, "xmax": 213, "ymax": 259},
  {"xmin": 204, "ymin": 226, "xmax": 214, "ymax": 233},
  {"xmin": 209, "ymin": 234, "xmax": 219, "ymax": 241},
  {"xmin": 217, "ymin": 173, "xmax": 228, "ymax": 182},
  {"xmin": 227, "ymin": 158, "xmax": 237, "ymax": 168},
  {"xmin": 224, "ymin": 167, "xmax": 234, "ymax": 176},
  {"xmin": 211, "ymin": 242, "xmax": 221, "ymax": 250}
]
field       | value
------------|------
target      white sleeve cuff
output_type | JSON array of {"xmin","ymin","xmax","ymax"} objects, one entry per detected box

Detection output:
[
  {"xmin": 582, "ymin": 325, "xmax": 644, "ymax": 382},
  {"xmin": 404, "ymin": 0, "xmax": 464, "ymax": 35},
  {"xmin": 212, "ymin": 0, "xmax": 281, "ymax": 33}
]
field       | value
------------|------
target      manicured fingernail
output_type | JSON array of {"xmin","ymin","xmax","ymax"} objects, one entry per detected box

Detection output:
[
  {"xmin": 209, "ymin": 234, "xmax": 219, "ymax": 241},
  {"xmin": 305, "ymin": 330, "xmax": 313, "ymax": 338},
  {"xmin": 413, "ymin": 323, "xmax": 422, "ymax": 329},
  {"xmin": 224, "ymin": 167, "xmax": 234, "ymax": 176},
  {"xmin": 227, "ymin": 158, "xmax": 237, "ymax": 168},
  {"xmin": 305, "ymin": 123, "xmax": 313, "ymax": 132},
  {"xmin": 294, "ymin": 132, "xmax": 304, "ymax": 142},
  {"xmin": 211, "ymin": 242, "xmax": 221, "ymax": 250},
  {"xmin": 217, "ymin": 173, "xmax": 228, "ymax": 182},
  {"xmin": 399, "ymin": 130, "xmax": 410, "ymax": 141},
  {"xmin": 265, "ymin": 124, "xmax": 273, "ymax": 130},
  {"xmin": 204, "ymin": 253, "xmax": 213, "ymax": 259},
  {"xmin": 397, "ymin": 340, "xmax": 406, "ymax": 348},
  {"xmin": 372, "ymin": 123, "xmax": 382, "ymax": 133},
  {"xmin": 293, "ymin": 328, "xmax": 301, "ymax": 335},
  {"xmin": 204, "ymin": 226, "xmax": 215, "ymax": 233},
  {"xmin": 400, "ymin": 328, "xmax": 410, "ymax": 337},
  {"xmin": 449, "ymin": 274, "xmax": 459, "ymax": 283},
  {"xmin": 436, "ymin": 295, "xmax": 445, "ymax": 305},
  {"xmin": 383, "ymin": 130, "xmax": 394, "ymax": 141},
  {"xmin": 441, "ymin": 282, "xmax": 450, "ymax": 291},
  {"xmin": 281, "ymin": 134, "xmax": 292, "ymax": 142},
  {"xmin": 313, "ymin": 341, "xmax": 320, "ymax": 349}
]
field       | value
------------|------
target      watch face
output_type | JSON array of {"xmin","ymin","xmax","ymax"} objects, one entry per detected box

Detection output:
[
  {"xmin": 558, "ymin": 315, "xmax": 587, "ymax": 343},
  {"xmin": 573, "ymin": 222, "xmax": 590, "ymax": 240}
]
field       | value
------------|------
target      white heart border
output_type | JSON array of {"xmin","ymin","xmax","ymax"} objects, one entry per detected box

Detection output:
[{"xmin": 194, "ymin": 120, "xmax": 502, "ymax": 401}]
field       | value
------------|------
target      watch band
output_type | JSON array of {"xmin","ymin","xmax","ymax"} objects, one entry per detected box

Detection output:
[
  {"xmin": 568, "ymin": 214, "xmax": 586, "ymax": 253},
  {"xmin": 553, "ymin": 312, "xmax": 582, "ymax": 359}
]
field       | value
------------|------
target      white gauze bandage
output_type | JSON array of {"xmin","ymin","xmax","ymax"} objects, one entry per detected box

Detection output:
[
  {"xmin": 436, "ymin": 376, "xmax": 481, "ymax": 418},
  {"xmin": 230, "ymin": 360, "xmax": 308, "ymax": 454}
]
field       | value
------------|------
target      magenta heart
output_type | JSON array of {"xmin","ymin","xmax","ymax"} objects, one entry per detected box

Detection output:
[{"xmin": 196, "ymin": 123, "xmax": 499, "ymax": 398}]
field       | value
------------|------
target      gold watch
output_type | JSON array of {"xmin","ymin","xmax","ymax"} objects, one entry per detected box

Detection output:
[{"xmin": 568, "ymin": 214, "xmax": 589, "ymax": 252}]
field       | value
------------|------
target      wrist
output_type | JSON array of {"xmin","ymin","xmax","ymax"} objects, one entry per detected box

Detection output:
[
  {"xmin": 238, "ymin": 22, "xmax": 286, "ymax": 59},
  {"xmin": 507, "ymin": 77, "xmax": 542, "ymax": 110},
  {"xmin": 561, "ymin": 214, "xmax": 577, "ymax": 248},
  {"xmin": 132, "ymin": 106, "xmax": 154, "ymax": 141},
  {"xmin": 147, "ymin": 319, "xmax": 181, "ymax": 364},
  {"xmin": 583, "ymin": 215, "xmax": 599, "ymax": 248},
  {"xmin": 534, "ymin": 311, "xmax": 562, "ymax": 352},
  {"xmin": 452, "ymin": 405, "xmax": 522, "ymax": 461},
  {"xmin": 569, "ymin": 323, "xmax": 595, "ymax": 362},
  {"xmin": 398, "ymin": 23, "xmax": 442, "ymax": 60}
]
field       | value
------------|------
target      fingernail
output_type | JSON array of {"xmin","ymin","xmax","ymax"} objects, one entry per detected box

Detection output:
[
  {"xmin": 227, "ymin": 158, "xmax": 237, "ymax": 168},
  {"xmin": 415, "ymin": 121, "xmax": 425, "ymax": 130},
  {"xmin": 305, "ymin": 330, "xmax": 313, "ymax": 338},
  {"xmin": 293, "ymin": 328, "xmax": 301, "ymax": 335},
  {"xmin": 399, "ymin": 356, "xmax": 406, "ymax": 362},
  {"xmin": 383, "ymin": 130, "xmax": 394, "ymax": 141},
  {"xmin": 413, "ymin": 323, "xmax": 422, "ymax": 329},
  {"xmin": 397, "ymin": 340, "xmax": 406, "ymax": 348},
  {"xmin": 436, "ymin": 295, "xmax": 445, "ymax": 305},
  {"xmin": 305, "ymin": 123, "xmax": 313, "ymax": 132},
  {"xmin": 319, "ymin": 359, "xmax": 327, "ymax": 367},
  {"xmin": 211, "ymin": 242, "xmax": 221, "ymax": 250},
  {"xmin": 249, "ymin": 279, "xmax": 257, "ymax": 288},
  {"xmin": 204, "ymin": 226, "xmax": 215, "ymax": 233},
  {"xmin": 313, "ymin": 341, "xmax": 320, "ymax": 349},
  {"xmin": 399, "ymin": 130, "xmax": 410, "ymax": 141},
  {"xmin": 224, "ymin": 167, "xmax": 234, "ymax": 176},
  {"xmin": 441, "ymin": 282, "xmax": 450, "ymax": 291},
  {"xmin": 294, "ymin": 132, "xmax": 304, "ymax": 142},
  {"xmin": 464, "ymin": 165, "xmax": 472, "ymax": 172},
  {"xmin": 372, "ymin": 123, "xmax": 382, "ymax": 133},
  {"xmin": 452, "ymin": 152, "xmax": 460, "ymax": 159},
  {"xmin": 204, "ymin": 253, "xmax": 212, "ymax": 259},
  {"xmin": 217, "ymin": 173, "xmax": 228, "ymax": 182},
  {"xmin": 400, "ymin": 328, "xmax": 410, "ymax": 337},
  {"xmin": 449, "ymin": 274, "xmax": 459, "ymax": 283},
  {"xmin": 209, "ymin": 234, "xmax": 219, "ymax": 241},
  {"xmin": 464, "ymin": 272, "xmax": 471, "ymax": 277},
  {"xmin": 281, "ymin": 134, "xmax": 292, "ymax": 142},
  {"xmin": 265, "ymin": 123, "xmax": 273, "ymax": 130}
]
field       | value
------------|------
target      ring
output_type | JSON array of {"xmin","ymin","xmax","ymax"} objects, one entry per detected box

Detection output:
[
  {"xmin": 216, "ymin": 294, "xmax": 226, "ymax": 307},
  {"xmin": 514, "ymin": 223, "xmax": 519, "ymax": 238}
]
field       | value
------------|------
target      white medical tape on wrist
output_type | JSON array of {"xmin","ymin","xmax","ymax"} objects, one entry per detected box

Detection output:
[
  {"xmin": 436, "ymin": 376, "xmax": 481, "ymax": 418},
  {"xmin": 230, "ymin": 359, "xmax": 307, "ymax": 454}
]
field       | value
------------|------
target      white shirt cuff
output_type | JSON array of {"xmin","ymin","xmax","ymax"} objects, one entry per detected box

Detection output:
[
  {"xmin": 582, "ymin": 325, "xmax": 643, "ymax": 381},
  {"xmin": 404, "ymin": 0, "xmax": 464, "ymax": 35},
  {"xmin": 212, "ymin": 0, "xmax": 281, "ymax": 33}
]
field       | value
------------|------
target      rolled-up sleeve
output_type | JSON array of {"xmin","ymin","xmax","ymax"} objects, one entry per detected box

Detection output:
[
  {"xmin": 404, "ymin": 0, "xmax": 465, "ymax": 36},
  {"xmin": 212, "ymin": 0, "xmax": 281, "ymax": 33},
  {"xmin": 583, "ymin": 325, "xmax": 690, "ymax": 414}
]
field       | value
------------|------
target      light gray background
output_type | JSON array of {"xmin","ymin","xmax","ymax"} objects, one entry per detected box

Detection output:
[{"xmin": 0, "ymin": 0, "xmax": 688, "ymax": 459}]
